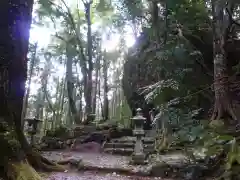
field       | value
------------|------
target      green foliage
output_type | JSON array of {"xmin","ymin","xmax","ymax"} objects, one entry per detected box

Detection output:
[
  {"xmin": 119, "ymin": 0, "xmax": 143, "ymax": 20},
  {"xmin": 95, "ymin": 0, "xmax": 114, "ymax": 17},
  {"xmin": 45, "ymin": 125, "xmax": 69, "ymax": 138},
  {"xmin": 136, "ymin": 2, "xmax": 237, "ymax": 174},
  {"xmin": 111, "ymin": 98, "xmax": 132, "ymax": 128},
  {"xmin": 0, "ymin": 122, "xmax": 21, "ymax": 164},
  {"xmin": 194, "ymin": 121, "xmax": 240, "ymax": 179},
  {"xmin": 142, "ymin": 79, "xmax": 179, "ymax": 105},
  {"xmin": 154, "ymin": 115, "xmax": 240, "ymax": 178}
]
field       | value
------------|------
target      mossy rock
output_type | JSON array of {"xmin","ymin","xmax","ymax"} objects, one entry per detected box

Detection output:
[
  {"xmin": 7, "ymin": 162, "xmax": 42, "ymax": 180},
  {"xmin": 77, "ymin": 160, "xmax": 86, "ymax": 170},
  {"xmin": 45, "ymin": 126, "xmax": 70, "ymax": 139},
  {"xmin": 150, "ymin": 161, "xmax": 174, "ymax": 177}
]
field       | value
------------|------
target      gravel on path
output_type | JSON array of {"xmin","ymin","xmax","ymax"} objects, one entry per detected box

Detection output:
[
  {"xmin": 46, "ymin": 171, "xmax": 165, "ymax": 180},
  {"xmin": 42, "ymin": 151, "xmax": 133, "ymax": 169}
]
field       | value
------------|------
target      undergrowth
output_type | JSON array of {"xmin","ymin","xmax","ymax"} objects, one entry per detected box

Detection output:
[{"xmin": 155, "ymin": 118, "xmax": 240, "ymax": 179}]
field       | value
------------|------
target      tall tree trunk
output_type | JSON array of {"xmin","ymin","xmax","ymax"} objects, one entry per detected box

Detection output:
[
  {"xmin": 0, "ymin": 0, "xmax": 63, "ymax": 178},
  {"xmin": 97, "ymin": 76, "xmax": 105, "ymax": 120},
  {"xmin": 92, "ymin": 56, "xmax": 101, "ymax": 115},
  {"xmin": 66, "ymin": 45, "xmax": 80, "ymax": 124},
  {"xmin": 78, "ymin": 87, "xmax": 83, "ymax": 122},
  {"xmin": 58, "ymin": 77, "xmax": 66, "ymax": 124},
  {"xmin": 41, "ymin": 60, "xmax": 57, "ymax": 128},
  {"xmin": 150, "ymin": 1, "xmax": 160, "ymax": 41},
  {"xmin": 0, "ymin": 0, "xmax": 32, "ymax": 157},
  {"xmin": 55, "ymin": 77, "xmax": 61, "ymax": 126},
  {"xmin": 102, "ymin": 52, "xmax": 109, "ymax": 121},
  {"xmin": 21, "ymin": 42, "xmax": 38, "ymax": 129},
  {"xmin": 55, "ymin": 76, "xmax": 64, "ymax": 127},
  {"xmin": 211, "ymin": 1, "xmax": 237, "ymax": 123},
  {"xmin": 84, "ymin": 1, "xmax": 93, "ymax": 121},
  {"xmin": 35, "ymin": 88, "xmax": 44, "ymax": 120},
  {"xmin": 74, "ymin": 63, "xmax": 84, "ymax": 123}
]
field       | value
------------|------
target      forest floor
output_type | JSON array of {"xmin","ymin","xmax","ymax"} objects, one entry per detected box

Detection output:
[
  {"xmin": 42, "ymin": 151, "xmax": 181, "ymax": 180},
  {"xmin": 42, "ymin": 151, "xmax": 186, "ymax": 170},
  {"xmin": 45, "ymin": 171, "xmax": 164, "ymax": 180}
]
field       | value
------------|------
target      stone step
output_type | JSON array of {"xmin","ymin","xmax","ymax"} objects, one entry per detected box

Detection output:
[
  {"xmin": 74, "ymin": 130, "xmax": 101, "ymax": 137},
  {"xmin": 104, "ymin": 142, "xmax": 155, "ymax": 149},
  {"xmin": 71, "ymin": 135, "xmax": 89, "ymax": 143},
  {"xmin": 104, "ymin": 148, "xmax": 133, "ymax": 156},
  {"xmin": 104, "ymin": 147, "xmax": 156, "ymax": 156},
  {"xmin": 73, "ymin": 125, "xmax": 97, "ymax": 136},
  {"xmin": 104, "ymin": 142, "xmax": 134, "ymax": 149},
  {"xmin": 74, "ymin": 125, "xmax": 97, "ymax": 131},
  {"xmin": 111, "ymin": 138, "xmax": 155, "ymax": 144}
]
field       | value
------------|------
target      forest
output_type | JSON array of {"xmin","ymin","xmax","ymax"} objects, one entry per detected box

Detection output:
[{"xmin": 1, "ymin": 0, "xmax": 240, "ymax": 180}]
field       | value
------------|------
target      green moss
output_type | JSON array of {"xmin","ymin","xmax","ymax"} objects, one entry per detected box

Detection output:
[
  {"xmin": 46, "ymin": 126, "xmax": 69, "ymax": 138},
  {"xmin": 38, "ymin": 172, "xmax": 48, "ymax": 178},
  {"xmin": 0, "ymin": 123, "xmax": 22, "ymax": 165},
  {"xmin": 8, "ymin": 162, "xmax": 42, "ymax": 180}
]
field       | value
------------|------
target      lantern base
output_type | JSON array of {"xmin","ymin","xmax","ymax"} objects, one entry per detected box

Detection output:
[{"xmin": 131, "ymin": 153, "xmax": 146, "ymax": 165}]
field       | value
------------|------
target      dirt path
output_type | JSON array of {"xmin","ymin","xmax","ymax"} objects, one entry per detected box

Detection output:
[
  {"xmin": 42, "ymin": 151, "xmax": 131, "ymax": 169},
  {"xmin": 42, "ymin": 151, "xmax": 186, "ymax": 170},
  {"xmin": 46, "ymin": 171, "xmax": 163, "ymax": 180},
  {"xmin": 42, "ymin": 151, "xmax": 184, "ymax": 180}
]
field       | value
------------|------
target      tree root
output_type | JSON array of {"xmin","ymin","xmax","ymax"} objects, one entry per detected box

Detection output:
[
  {"xmin": 57, "ymin": 160, "xmax": 71, "ymax": 165},
  {"xmin": 13, "ymin": 126, "xmax": 66, "ymax": 173},
  {"xmin": 155, "ymin": 132, "xmax": 170, "ymax": 153},
  {"xmin": 7, "ymin": 161, "xmax": 42, "ymax": 180},
  {"xmin": 26, "ymin": 150, "xmax": 65, "ymax": 172},
  {"xmin": 211, "ymin": 100, "xmax": 238, "ymax": 124}
]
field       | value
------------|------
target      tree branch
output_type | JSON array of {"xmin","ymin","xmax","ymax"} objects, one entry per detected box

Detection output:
[
  {"xmin": 43, "ymin": 83, "xmax": 56, "ymax": 115},
  {"xmin": 60, "ymin": 0, "xmax": 87, "ymax": 63},
  {"xmin": 54, "ymin": 33, "xmax": 67, "ymax": 42},
  {"xmin": 225, "ymin": 6, "xmax": 240, "ymax": 27}
]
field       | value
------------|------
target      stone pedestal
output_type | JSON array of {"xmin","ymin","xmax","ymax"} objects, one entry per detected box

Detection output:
[
  {"xmin": 24, "ymin": 118, "xmax": 42, "ymax": 146},
  {"xmin": 131, "ymin": 108, "xmax": 146, "ymax": 165}
]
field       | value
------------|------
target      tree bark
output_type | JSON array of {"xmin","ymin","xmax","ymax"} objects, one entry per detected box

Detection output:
[
  {"xmin": 41, "ymin": 59, "xmax": 57, "ymax": 128},
  {"xmin": 0, "ymin": 1, "xmax": 64, "ymax": 178},
  {"xmin": 84, "ymin": 1, "xmax": 93, "ymax": 121},
  {"xmin": 211, "ymin": 0, "xmax": 237, "ymax": 123},
  {"xmin": 57, "ymin": 77, "xmax": 66, "ymax": 124},
  {"xmin": 102, "ymin": 52, "xmax": 109, "ymax": 121},
  {"xmin": 21, "ymin": 43, "xmax": 38, "ymax": 129},
  {"xmin": 0, "ymin": 0, "xmax": 36, "ymax": 178},
  {"xmin": 0, "ymin": 0, "xmax": 33, "ymax": 148},
  {"xmin": 92, "ymin": 56, "xmax": 101, "ymax": 115},
  {"xmin": 66, "ymin": 45, "xmax": 80, "ymax": 124}
]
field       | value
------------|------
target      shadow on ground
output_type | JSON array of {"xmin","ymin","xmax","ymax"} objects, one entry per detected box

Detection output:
[{"xmin": 45, "ymin": 171, "xmax": 165, "ymax": 180}]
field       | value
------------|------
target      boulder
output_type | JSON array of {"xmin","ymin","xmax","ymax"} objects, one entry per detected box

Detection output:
[
  {"xmin": 40, "ymin": 136, "xmax": 66, "ymax": 150},
  {"xmin": 150, "ymin": 162, "xmax": 174, "ymax": 178},
  {"xmin": 148, "ymin": 154, "xmax": 208, "ymax": 179},
  {"xmin": 69, "ymin": 159, "xmax": 83, "ymax": 168},
  {"xmin": 45, "ymin": 126, "xmax": 70, "ymax": 139}
]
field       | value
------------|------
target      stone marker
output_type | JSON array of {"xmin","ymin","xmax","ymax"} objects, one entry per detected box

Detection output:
[{"xmin": 131, "ymin": 108, "xmax": 146, "ymax": 164}]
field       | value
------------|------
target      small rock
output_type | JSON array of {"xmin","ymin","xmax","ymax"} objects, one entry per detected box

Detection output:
[{"xmin": 69, "ymin": 159, "xmax": 82, "ymax": 167}]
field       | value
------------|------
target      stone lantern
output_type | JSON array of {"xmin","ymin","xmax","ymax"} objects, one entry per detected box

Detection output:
[
  {"xmin": 131, "ymin": 108, "xmax": 146, "ymax": 164},
  {"xmin": 24, "ymin": 118, "xmax": 42, "ymax": 145}
]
